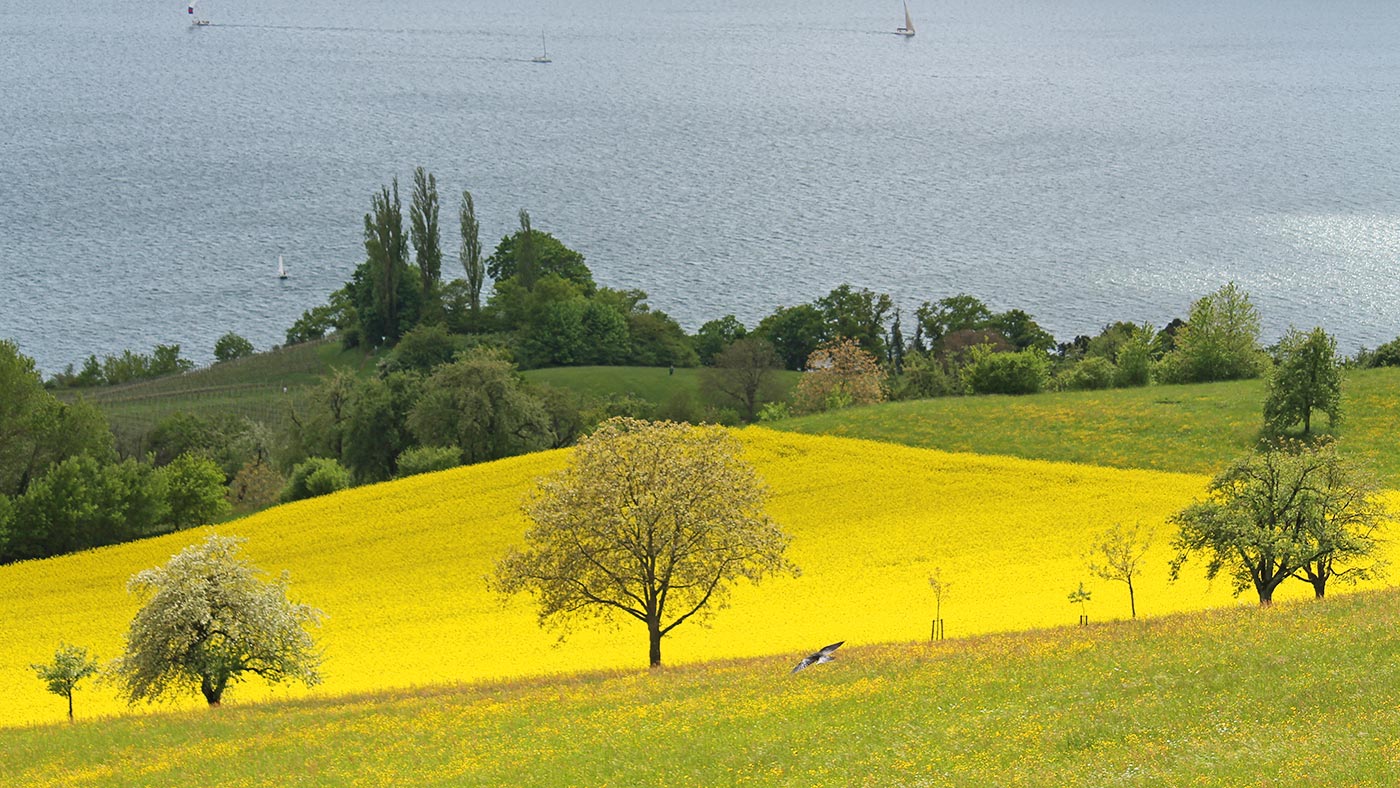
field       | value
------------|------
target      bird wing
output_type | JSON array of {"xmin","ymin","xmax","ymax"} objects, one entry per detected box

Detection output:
[
  {"xmin": 818, "ymin": 641, "xmax": 845, "ymax": 656},
  {"xmin": 791, "ymin": 655, "xmax": 817, "ymax": 673}
]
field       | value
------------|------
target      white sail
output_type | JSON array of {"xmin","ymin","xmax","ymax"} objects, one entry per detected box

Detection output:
[
  {"xmin": 532, "ymin": 30, "xmax": 551, "ymax": 63},
  {"xmin": 897, "ymin": 1, "xmax": 915, "ymax": 36},
  {"xmin": 278, "ymin": 256, "xmax": 288, "ymax": 279}
]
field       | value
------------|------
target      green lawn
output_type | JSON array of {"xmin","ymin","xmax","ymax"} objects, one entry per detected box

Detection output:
[
  {"xmin": 773, "ymin": 367, "xmax": 1400, "ymax": 485},
  {"xmin": 5, "ymin": 590, "xmax": 1398, "ymax": 787}
]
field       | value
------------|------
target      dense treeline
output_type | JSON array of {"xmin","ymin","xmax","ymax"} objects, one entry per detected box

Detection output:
[{"xmin": 0, "ymin": 341, "xmax": 229, "ymax": 564}]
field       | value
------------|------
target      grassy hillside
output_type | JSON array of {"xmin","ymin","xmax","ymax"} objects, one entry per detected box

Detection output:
[
  {"xmin": 522, "ymin": 364, "xmax": 800, "ymax": 407},
  {"xmin": 774, "ymin": 366, "xmax": 1400, "ymax": 485},
  {"xmin": 5, "ymin": 429, "xmax": 1394, "ymax": 729},
  {"xmin": 4, "ymin": 590, "xmax": 1399, "ymax": 786},
  {"xmin": 51, "ymin": 339, "xmax": 375, "ymax": 436}
]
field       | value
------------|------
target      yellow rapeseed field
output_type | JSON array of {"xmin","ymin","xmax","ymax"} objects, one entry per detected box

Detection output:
[{"xmin": 1, "ymin": 428, "xmax": 1388, "ymax": 727}]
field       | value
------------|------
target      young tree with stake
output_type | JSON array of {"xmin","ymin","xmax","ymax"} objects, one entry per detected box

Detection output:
[
  {"xmin": 31, "ymin": 644, "xmax": 98, "ymax": 721},
  {"xmin": 1085, "ymin": 523, "xmax": 1153, "ymax": 619}
]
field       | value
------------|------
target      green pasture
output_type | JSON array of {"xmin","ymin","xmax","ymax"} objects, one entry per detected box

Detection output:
[
  {"xmin": 774, "ymin": 366, "xmax": 1400, "ymax": 485},
  {"xmin": 4, "ymin": 590, "xmax": 1397, "ymax": 787},
  {"xmin": 521, "ymin": 364, "xmax": 801, "ymax": 406}
]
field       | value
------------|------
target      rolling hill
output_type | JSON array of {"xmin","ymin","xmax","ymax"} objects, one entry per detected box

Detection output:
[{"xmin": 4, "ymin": 428, "xmax": 1389, "ymax": 729}]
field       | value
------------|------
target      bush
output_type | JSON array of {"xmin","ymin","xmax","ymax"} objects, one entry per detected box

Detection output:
[
  {"xmin": 1055, "ymin": 357, "xmax": 1117, "ymax": 391},
  {"xmin": 213, "ymin": 333, "xmax": 255, "ymax": 363},
  {"xmin": 889, "ymin": 352, "xmax": 957, "ymax": 400},
  {"xmin": 963, "ymin": 346, "xmax": 1049, "ymax": 395},
  {"xmin": 382, "ymin": 323, "xmax": 458, "ymax": 374},
  {"xmin": 281, "ymin": 458, "xmax": 351, "ymax": 503},
  {"xmin": 757, "ymin": 401, "xmax": 792, "ymax": 422},
  {"xmin": 395, "ymin": 446, "xmax": 462, "ymax": 478},
  {"xmin": 1114, "ymin": 327, "xmax": 1155, "ymax": 387},
  {"xmin": 158, "ymin": 453, "xmax": 231, "ymax": 530},
  {"xmin": 1367, "ymin": 337, "xmax": 1400, "ymax": 368},
  {"xmin": 226, "ymin": 460, "xmax": 285, "ymax": 515}
]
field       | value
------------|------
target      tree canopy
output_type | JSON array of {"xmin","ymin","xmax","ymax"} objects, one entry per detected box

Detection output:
[
  {"xmin": 493, "ymin": 418, "xmax": 796, "ymax": 667},
  {"xmin": 1264, "ymin": 326, "xmax": 1343, "ymax": 436},
  {"xmin": 110, "ymin": 534, "xmax": 323, "ymax": 706},
  {"xmin": 1158, "ymin": 282, "xmax": 1265, "ymax": 383},
  {"xmin": 1169, "ymin": 442, "xmax": 1389, "ymax": 605}
]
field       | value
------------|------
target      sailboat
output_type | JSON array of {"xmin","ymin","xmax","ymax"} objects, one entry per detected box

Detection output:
[
  {"xmin": 531, "ymin": 30, "xmax": 551, "ymax": 64},
  {"xmin": 896, "ymin": 0, "xmax": 915, "ymax": 36},
  {"xmin": 277, "ymin": 256, "xmax": 289, "ymax": 280},
  {"xmin": 188, "ymin": 0, "xmax": 210, "ymax": 26}
]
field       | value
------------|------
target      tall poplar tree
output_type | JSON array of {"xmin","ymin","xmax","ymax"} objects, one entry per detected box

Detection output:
[
  {"xmin": 409, "ymin": 167, "xmax": 442, "ymax": 295},
  {"xmin": 363, "ymin": 180, "xmax": 409, "ymax": 345},
  {"xmin": 459, "ymin": 189, "xmax": 485, "ymax": 319},
  {"xmin": 516, "ymin": 209, "xmax": 538, "ymax": 289}
]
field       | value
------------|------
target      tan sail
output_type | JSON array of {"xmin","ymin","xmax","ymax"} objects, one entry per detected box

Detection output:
[{"xmin": 897, "ymin": 1, "xmax": 916, "ymax": 36}]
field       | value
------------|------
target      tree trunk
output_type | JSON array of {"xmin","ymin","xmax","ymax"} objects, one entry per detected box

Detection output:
[
  {"xmin": 1256, "ymin": 582, "xmax": 1276, "ymax": 607},
  {"xmin": 648, "ymin": 623, "xmax": 662, "ymax": 668},
  {"xmin": 1127, "ymin": 577, "xmax": 1136, "ymax": 619},
  {"xmin": 1311, "ymin": 576, "xmax": 1327, "ymax": 599},
  {"xmin": 66, "ymin": 692, "xmax": 73, "ymax": 721},
  {"xmin": 201, "ymin": 674, "xmax": 224, "ymax": 706}
]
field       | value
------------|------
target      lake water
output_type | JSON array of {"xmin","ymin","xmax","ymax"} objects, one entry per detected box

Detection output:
[{"xmin": 3, "ymin": 0, "xmax": 1399, "ymax": 373}]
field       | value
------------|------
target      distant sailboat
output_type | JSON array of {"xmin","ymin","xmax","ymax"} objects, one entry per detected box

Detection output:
[
  {"xmin": 896, "ymin": 0, "xmax": 915, "ymax": 36},
  {"xmin": 531, "ymin": 30, "xmax": 551, "ymax": 64},
  {"xmin": 188, "ymin": 0, "xmax": 210, "ymax": 26},
  {"xmin": 278, "ymin": 256, "xmax": 289, "ymax": 280}
]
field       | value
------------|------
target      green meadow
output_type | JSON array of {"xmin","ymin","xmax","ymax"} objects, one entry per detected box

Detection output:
[
  {"xmin": 775, "ymin": 366, "xmax": 1400, "ymax": 484},
  {"xmin": 4, "ymin": 590, "xmax": 1397, "ymax": 787}
]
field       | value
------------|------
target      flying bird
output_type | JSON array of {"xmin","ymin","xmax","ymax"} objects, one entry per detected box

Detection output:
[{"xmin": 791, "ymin": 641, "xmax": 844, "ymax": 673}]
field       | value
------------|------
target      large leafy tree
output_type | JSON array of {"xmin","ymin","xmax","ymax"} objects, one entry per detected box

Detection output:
[
  {"xmin": 3, "ymin": 456, "xmax": 167, "ymax": 563},
  {"xmin": 157, "ymin": 452, "xmax": 231, "ymax": 531},
  {"xmin": 493, "ymin": 418, "xmax": 797, "ymax": 667},
  {"xmin": 755, "ymin": 303, "xmax": 827, "ymax": 370},
  {"xmin": 1264, "ymin": 326, "xmax": 1342, "ymax": 436},
  {"xmin": 986, "ymin": 309, "xmax": 1056, "ymax": 353},
  {"xmin": 0, "ymin": 340, "xmax": 113, "ymax": 498},
  {"xmin": 1291, "ymin": 447, "xmax": 1388, "ymax": 598},
  {"xmin": 486, "ymin": 213, "xmax": 594, "ymax": 293},
  {"xmin": 694, "ymin": 315, "xmax": 748, "ymax": 365},
  {"xmin": 1169, "ymin": 442, "xmax": 1388, "ymax": 605},
  {"xmin": 407, "ymin": 348, "xmax": 553, "ymax": 464},
  {"xmin": 1159, "ymin": 282, "xmax": 1265, "ymax": 383},
  {"xmin": 701, "ymin": 336, "xmax": 784, "ymax": 422},
  {"xmin": 914, "ymin": 294, "xmax": 993, "ymax": 345},
  {"xmin": 343, "ymin": 371, "xmax": 423, "ymax": 483},
  {"xmin": 815, "ymin": 284, "xmax": 893, "ymax": 361},
  {"xmin": 110, "ymin": 535, "xmax": 323, "ymax": 707}
]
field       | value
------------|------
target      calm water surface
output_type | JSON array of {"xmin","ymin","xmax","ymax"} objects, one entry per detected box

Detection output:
[{"xmin": 2, "ymin": 0, "xmax": 1399, "ymax": 372}]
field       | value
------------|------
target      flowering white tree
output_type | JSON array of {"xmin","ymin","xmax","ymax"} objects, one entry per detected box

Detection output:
[
  {"xmin": 493, "ymin": 418, "xmax": 797, "ymax": 667},
  {"xmin": 109, "ymin": 534, "xmax": 323, "ymax": 706}
]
